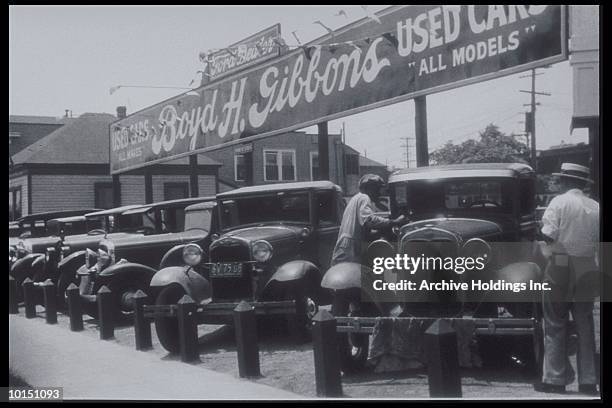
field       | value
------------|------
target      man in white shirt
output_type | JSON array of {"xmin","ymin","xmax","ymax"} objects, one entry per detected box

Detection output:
[
  {"xmin": 535, "ymin": 163, "xmax": 599, "ymax": 395},
  {"xmin": 331, "ymin": 174, "xmax": 405, "ymax": 266}
]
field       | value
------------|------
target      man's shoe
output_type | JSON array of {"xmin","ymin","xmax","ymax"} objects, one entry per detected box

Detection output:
[
  {"xmin": 533, "ymin": 382, "xmax": 566, "ymax": 394},
  {"xmin": 578, "ymin": 384, "xmax": 598, "ymax": 395}
]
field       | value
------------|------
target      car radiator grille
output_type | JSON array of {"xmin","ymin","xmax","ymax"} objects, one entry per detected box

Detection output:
[{"xmin": 209, "ymin": 243, "xmax": 254, "ymax": 301}]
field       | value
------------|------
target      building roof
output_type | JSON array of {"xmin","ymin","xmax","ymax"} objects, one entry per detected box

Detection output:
[
  {"xmin": 10, "ymin": 112, "xmax": 221, "ymax": 167},
  {"xmin": 11, "ymin": 113, "xmax": 117, "ymax": 165},
  {"xmin": 359, "ymin": 155, "xmax": 386, "ymax": 168},
  {"xmin": 9, "ymin": 115, "xmax": 72, "ymax": 125}
]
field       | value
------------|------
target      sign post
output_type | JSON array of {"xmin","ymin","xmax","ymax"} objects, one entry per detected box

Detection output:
[
  {"xmin": 317, "ymin": 122, "xmax": 330, "ymax": 180},
  {"xmin": 414, "ymin": 96, "xmax": 429, "ymax": 167}
]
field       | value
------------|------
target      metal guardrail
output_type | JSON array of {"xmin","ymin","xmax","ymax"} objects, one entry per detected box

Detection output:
[
  {"xmin": 143, "ymin": 300, "xmax": 296, "ymax": 319},
  {"xmin": 335, "ymin": 316, "xmax": 537, "ymax": 336}
]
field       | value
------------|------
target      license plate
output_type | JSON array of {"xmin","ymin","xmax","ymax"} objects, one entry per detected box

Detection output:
[{"xmin": 210, "ymin": 262, "xmax": 243, "ymax": 278}]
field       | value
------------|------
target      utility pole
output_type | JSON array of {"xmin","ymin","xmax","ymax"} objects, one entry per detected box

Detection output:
[{"xmin": 519, "ymin": 68, "xmax": 550, "ymax": 172}]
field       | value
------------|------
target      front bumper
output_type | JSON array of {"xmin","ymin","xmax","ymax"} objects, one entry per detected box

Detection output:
[{"xmin": 335, "ymin": 316, "xmax": 538, "ymax": 336}]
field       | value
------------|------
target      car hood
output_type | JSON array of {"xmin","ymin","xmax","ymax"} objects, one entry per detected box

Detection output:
[
  {"xmin": 107, "ymin": 229, "xmax": 209, "ymax": 252},
  {"xmin": 18, "ymin": 236, "xmax": 62, "ymax": 253},
  {"xmin": 63, "ymin": 231, "xmax": 143, "ymax": 251},
  {"xmin": 399, "ymin": 218, "xmax": 503, "ymax": 242},
  {"xmin": 214, "ymin": 224, "xmax": 302, "ymax": 247}
]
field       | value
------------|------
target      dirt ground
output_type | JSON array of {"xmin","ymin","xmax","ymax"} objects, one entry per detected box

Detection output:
[{"xmin": 15, "ymin": 302, "xmax": 600, "ymax": 399}]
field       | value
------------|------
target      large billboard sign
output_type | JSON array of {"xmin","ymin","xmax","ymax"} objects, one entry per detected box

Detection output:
[{"xmin": 110, "ymin": 5, "xmax": 567, "ymax": 174}]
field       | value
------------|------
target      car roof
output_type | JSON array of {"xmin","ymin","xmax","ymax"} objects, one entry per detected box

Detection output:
[
  {"xmin": 17, "ymin": 209, "xmax": 100, "ymax": 223},
  {"xmin": 85, "ymin": 205, "xmax": 143, "ymax": 217},
  {"xmin": 217, "ymin": 181, "xmax": 341, "ymax": 199},
  {"xmin": 48, "ymin": 215, "xmax": 87, "ymax": 224},
  {"xmin": 185, "ymin": 201, "xmax": 216, "ymax": 211},
  {"xmin": 122, "ymin": 196, "xmax": 216, "ymax": 215},
  {"xmin": 389, "ymin": 163, "xmax": 534, "ymax": 183}
]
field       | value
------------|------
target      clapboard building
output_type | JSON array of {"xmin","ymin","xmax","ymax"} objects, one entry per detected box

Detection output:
[
  {"xmin": 9, "ymin": 111, "xmax": 221, "ymax": 220},
  {"xmin": 206, "ymin": 131, "xmax": 388, "ymax": 195}
]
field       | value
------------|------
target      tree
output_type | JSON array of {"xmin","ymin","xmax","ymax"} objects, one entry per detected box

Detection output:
[{"xmin": 430, "ymin": 124, "xmax": 529, "ymax": 165}]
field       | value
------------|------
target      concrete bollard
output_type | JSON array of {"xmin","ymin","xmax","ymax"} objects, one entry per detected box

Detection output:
[
  {"xmin": 233, "ymin": 301, "xmax": 261, "ymax": 377},
  {"xmin": 22, "ymin": 278, "xmax": 37, "ymax": 319},
  {"xmin": 177, "ymin": 295, "xmax": 199, "ymax": 362},
  {"xmin": 66, "ymin": 283, "xmax": 83, "ymax": 331},
  {"xmin": 133, "ymin": 290, "xmax": 152, "ymax": 351},
  {"xmin": 312, "ymin": 309, "xmax": 343, "ymax": 397},
  {"xmin": 425, "ymin": 319, "xmax": 462, "ymax": 398},
  {"xmin": 97, "ymin": 285, "xmax": 115, "ymax": 340},
  {"xmin": 42, "ymin": 279, "xmax": 57, "ymax": 324},
  {"xmin": 9, "ymin": 276, "xmax": 19, "ymax": 314}
]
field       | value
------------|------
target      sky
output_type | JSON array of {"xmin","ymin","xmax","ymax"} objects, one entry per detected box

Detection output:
[{"xmin": 9, "ymin": 5, "xmax": 588, "ymax": 169}]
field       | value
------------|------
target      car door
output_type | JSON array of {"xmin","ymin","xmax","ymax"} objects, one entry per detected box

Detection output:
[{"xmin": 314, "ymin": 190, "xmax": 342, "ymax": 271}]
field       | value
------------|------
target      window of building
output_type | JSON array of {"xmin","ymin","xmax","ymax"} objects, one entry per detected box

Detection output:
[
  {"xmin": 264, "ymin": 150, "xmax": 296, "ymax": 182},
  {"xmin": 345, "ymin": 154, "xmax": 360, "ymax": 175},
  {"xmin": 9, "ymin": 187, "xmax": 22, "ymax": 221},
  {"xmin": 310, "ymin": 151, "xmax": 319, "ymax": 181},
  {"xmin": 94, "ymin": 183, "xmax": 114, "ymax": 209},
  {"xmin": 164, "ymin": 182, "xmax": 189, "ymax": 201},
  {"xmin": 234, "ymin": 154, "xmax": 247, "ymax": 182}
]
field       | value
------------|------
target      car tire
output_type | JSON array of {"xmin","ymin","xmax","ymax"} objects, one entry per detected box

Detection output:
[
  {"xmin": 286, "ymin": 291, "xmax": 319, "ymax": 343},
  {"xmin": 107, "ymin": 275, "xmax": 150, "ymax": 322},
  {"xmin": 57, "ymin": 270, "xmax": 78, "ymax": 310},
  {"xmin": 331, "ymin": 295, "xmax": 370, "ymax": 373},
  {"xmin": 154, "ymin": 284, "xmax": 186, "ymax": 354}
]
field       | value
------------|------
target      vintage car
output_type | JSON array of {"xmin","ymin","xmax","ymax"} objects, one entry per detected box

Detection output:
[
  {"xmin": 11, "ymin": 215, "xmax": 90, "ymax": 284},
  {"xmin": 149, "ymin": 181, "xmax": 344, "ymax": 353},
  {"xmin": 9, "ymin": 209, "xmax": 98, "ymax": 267},
  {"xmin": 321, "ymin": 163, "xmax": 546, "ymax": 372},
  {"xmin": 73, "ymin": 197, "xmax": 216, "ymax": 319},
  {"xmin": 10, "ymin": 206, "xmax": 142, "ymax": 289}
]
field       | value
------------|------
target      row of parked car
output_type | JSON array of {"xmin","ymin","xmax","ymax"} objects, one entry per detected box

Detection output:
[{"xmin": 9, "ymin": 163, "xmax": 547, "ymax": 372}]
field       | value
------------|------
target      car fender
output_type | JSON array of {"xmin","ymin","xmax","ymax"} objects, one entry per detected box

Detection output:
[
  {"xmin": 150, "ymin": 265, "xmax": 211, "ymax": 304},
  {"xmin": 97, "ymin": 262, "xmax": 157, "ymax": 286},
  {"xmin": 10, "ymin": 253, "xmax": 44, "ymax": 283},
  {"xmin": 492, "ymin": 261, "xmax": 542, "ymax": 303},
  {"xmin": 159, "ymin": 244, "xmax": 187, "ymax": 270},
  {"xmin": 57, "ymin": 250, "xmax": 86, "ymax": 281},
  {"xmin": 321, "ymin": 262, "xmax": 366, "ymax": 291},
  {"xmin": 262, "ymin": 260, "xmax": 325, "ymax": 300}
]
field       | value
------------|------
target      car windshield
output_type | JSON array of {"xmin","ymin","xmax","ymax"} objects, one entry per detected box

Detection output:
[
  {"xmin": 47, "ymin": 220, "xmax": 88, "ymax": 236},
  {"xmin": 86, "ymin": 216, "xmax": 105, "ymax": 232},
  {"xmin": 391, "ymin": 178, "xmax": 514, "ymax": 218},
  {"xmin": 219, "ymin": 192, "xmax": 310, "ymax": 229},
  {"xmin": 184, "ymin": 208, "xmax": 213, "ymax": 231}
]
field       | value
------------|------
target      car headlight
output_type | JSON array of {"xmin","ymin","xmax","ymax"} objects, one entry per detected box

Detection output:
[
  {"xmin": 183, "ymin": 243, "xmax": 203, "ymax": 267},
  {"xmin": 97, "ymin": 240, "xmax": 115, "ymax": 269},
  {"xmin": 251, "ymin": 240, "xmax": 273, "ymax": 263},
  {"xmin": 461, "ymin": 238, "xmax": 492, "ymax": 267},
  {"xmin": 85, "ymin": 248, "xmax": 98, "ymax": 269}
]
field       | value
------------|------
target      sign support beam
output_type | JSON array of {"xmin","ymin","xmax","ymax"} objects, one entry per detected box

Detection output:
[
  {"xmin": 317, "ymin": 122, "xmax": 330, "ymax": 180},
  {"xmin": 189, "ymin": 155, "xmax": 199, "ymax": 198},
  {"xmin": 144, "ymin": 170, "xmax": 153, "ymax": 204},
  {"xmin": 415, "ymin": 96, "xmax": 429, "ymax": 167}
]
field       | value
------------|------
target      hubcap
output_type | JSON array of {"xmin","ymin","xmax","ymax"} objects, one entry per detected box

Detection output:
[
  {"xmin": 305, "ymin": 297, "xmax": 318, "ymax": 320},
  {"xmin": 120, "ymin": 289, "xmax": 137, "ymax": 312}
]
